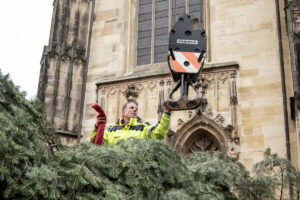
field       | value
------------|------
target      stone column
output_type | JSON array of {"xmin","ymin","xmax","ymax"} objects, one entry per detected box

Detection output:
[{"xmin": 230, "ymin": 70, "xmax": 238, "ymax": 139}]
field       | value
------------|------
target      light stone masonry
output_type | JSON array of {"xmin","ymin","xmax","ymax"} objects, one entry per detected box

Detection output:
[{"xmin": 38, "ymin": 0, "xmax": 300, "ymax": 170}]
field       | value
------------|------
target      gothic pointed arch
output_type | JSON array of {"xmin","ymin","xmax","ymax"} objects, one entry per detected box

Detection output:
[{"xmin": 171, "ymin": 111, "xmax": 231, "ymax": 154}]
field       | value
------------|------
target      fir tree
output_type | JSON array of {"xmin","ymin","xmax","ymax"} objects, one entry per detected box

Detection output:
[
  {"xmin": 254, "ymin": 148, "xmax": 300, "ymax": 200},
  {"xmin": 0, "ymin": 70, "xmax": 62, "ymax": 199},
  {"xmin": 1, "ymin": 69, "xmax": 299, "ymax": 200}
]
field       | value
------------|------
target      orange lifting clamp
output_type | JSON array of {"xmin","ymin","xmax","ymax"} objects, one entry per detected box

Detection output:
[{"xmin": 165, "ymin": 14, "xmax": 207, "ymax": 111}]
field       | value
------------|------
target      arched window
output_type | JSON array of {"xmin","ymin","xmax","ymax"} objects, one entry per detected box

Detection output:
[{"xmin": 170, "ymin": 113, "xmax": 230, "ymax": 154}]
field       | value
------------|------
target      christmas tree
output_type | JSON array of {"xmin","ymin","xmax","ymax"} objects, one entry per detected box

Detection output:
[{"xmin": 0, "ymin": 70, "xmax": 299, "ymax": 199}]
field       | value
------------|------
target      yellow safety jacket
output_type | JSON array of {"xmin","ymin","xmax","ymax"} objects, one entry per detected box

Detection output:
[{"xmin": 91, "ymin": 113, "xmax": 170, "ymax": 145}]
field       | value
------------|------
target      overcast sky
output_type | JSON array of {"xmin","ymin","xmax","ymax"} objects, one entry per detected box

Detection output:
[{"xmin": 0, "ymin": 1, "xmax": 53, "ymax": 99}]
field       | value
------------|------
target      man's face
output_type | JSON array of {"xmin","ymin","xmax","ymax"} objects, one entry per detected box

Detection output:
[{"xmin": 122, "ymin": 102, "xmax": 138, "ymax": 120}]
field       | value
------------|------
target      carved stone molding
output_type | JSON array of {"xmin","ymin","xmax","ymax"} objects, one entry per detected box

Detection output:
[
  {"xmin": 159, "ymin": 80, "xmax": 165, "ymax": 86},
  {"xmin": 109, "ymin": 88, "xmax": 117, "ymax": 96},
  {"xmin": 49, "ymin": 51, "xmax": 58, "ymax": 59},
  {"xmin": 157, "ymin": 80, "xmax": 165, "ymax": 119},
  {"xmin": 61, "ymin": 54, "xmax": 70, "ymax": 61},
  {"xmin": 195, "ymin": 75, "xmax": 209, "ymax": 92},
  {"xmin": 224, "ymin": 125, "xmax": 233, "ymax": 137},
  {"xmin": 170, "ymin": 111, "xmax": 240, "ymax": 157},
  {"xmin": 119, "ymin": 85, "xmax": 127, "ymax": 94},
  {"xmin": 100, "ymin": 89, "xmax": 106, "ymax": 109},
  {"xmin": 203, "ymin": 107, "xmax": 239, "ymax": 144},
  {"xmin": 147, "ymin": 81, "xmax": 156, "ymax": 92},
  {"xmin": 135, "ymin": 83, "xmax": 144, "ymax": 92},
  {"xmin": 76, "ymin": 49, "xmax": 85, "ymax": 57},
  {"xmin": 218, "ymin": 72, "xmax": 229, "ymax": 84},
  {"xmin": 231, "ymin": 96, "xmax": 238, "ymax": 105},
  {"xmin": 230, "ymin": 70, "xmax": 238, "ymax": 105},
  {"xmin": 204, "ymin": 73, "xmax": 215, "ymax": 84},
  {"xmin": 178, "ymin": 118, "xmax": 185, "ymax": 127},
  {"xmin": 74, "ymin": 58, "xmax": 83, "ymax": 65},
  {"xmin": 227, "ymin": 141, "xmax": 240, "ymax": 159},
  {"xmin": 292, "ymin": 9, "xmax": 300, "ymax": 34},
  {"xmin": 229, "ymin": 70, "xmax": 238, "ymax": 138},
  {"xmin": 166, "ymin": 79, "xmax": 172, "ymax": 86},
  {"xmin": 194, "ymin": 76, "xmax": 209, "ymax": 112},
  {"xmin": 101, "ymin": 89, "xmax": 106, "ymax": 95},
  {"xmin": 166, "ymin": 129, "xmax": 176, "ymax": 144},
  {"xmin": 188, "ymin": 111, "xmax": 193, "ymax": 118},
  {"xmin": 215, "ymin": 113, "xmax": 225, "ymax": 125},
  {"xmin": 166, "ymin": 79, "xmax": 172, "ymax": 94},
  {"xmin": 205, "ymin": 107, "xmax": 214, "ymax": 117},
  {"xmin": 125, "ymin": 84, "xmax": 139, "ymax": 100},
  {"xmin": 230, "ymin": 70, "xmax": 237, "ymax": 78}
]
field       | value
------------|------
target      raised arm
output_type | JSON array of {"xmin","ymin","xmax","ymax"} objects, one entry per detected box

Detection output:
[{"xmin": 148, "ymin": 104, "xmax": 171, "ymax": 140}]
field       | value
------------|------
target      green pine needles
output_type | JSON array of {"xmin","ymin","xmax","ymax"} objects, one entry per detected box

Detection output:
[
  {"xmin": 0, "ymin": 70, "xmax": 63, "ymax": 199},
  {"xmin": 0, "ymin": 70, "xmax": 299, "ymax": 200}
]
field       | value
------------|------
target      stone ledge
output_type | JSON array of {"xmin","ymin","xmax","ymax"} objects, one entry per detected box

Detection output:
[
  {"xmin": 203, "ymin": 61, "xmax": 239, "ymax": 72},
  {"xmin": 96, "ymin": 61, "xmax": 239, "ymax": 86}
]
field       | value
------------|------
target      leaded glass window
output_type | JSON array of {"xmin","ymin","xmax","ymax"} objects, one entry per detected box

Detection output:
[
  {"xmin": 137, "ymin": 0, "xmax": 153, "ymax": 66},
  {"xmin": 137, "ymin": 0, "xmax": 205, "ymax": 66}
]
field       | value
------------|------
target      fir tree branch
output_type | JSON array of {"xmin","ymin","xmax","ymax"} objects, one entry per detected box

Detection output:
[
  {"xmin": 16, "ymin": 163, "xmax": 27, "ymax": 183},
  {"xmin": 123, "ymin": 194, "xmax": 136, "ymax": 200},
  {"xmin": 279, "ymin": 163, "xmax": 284, "ymax": 200}
]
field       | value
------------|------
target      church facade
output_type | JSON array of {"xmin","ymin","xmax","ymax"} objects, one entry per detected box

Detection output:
[{"xmin": 38, "ymin": 0, "xmax": 300, "ymax": 170}]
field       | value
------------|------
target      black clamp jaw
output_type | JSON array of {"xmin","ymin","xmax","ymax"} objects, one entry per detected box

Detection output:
[{"xmin": 165, "ymin": 14, "xmax": 207, "ymax": 111}]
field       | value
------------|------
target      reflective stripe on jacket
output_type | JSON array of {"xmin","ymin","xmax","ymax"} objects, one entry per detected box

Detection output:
[{"xmin": 91, "ymin": 113, "xmax": 170, "ymax": 145}]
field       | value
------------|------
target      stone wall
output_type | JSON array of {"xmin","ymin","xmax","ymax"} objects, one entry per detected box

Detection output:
[
  {"xmin": 208, "ymin": 0, "xmax": 298, "ymax": 169},
  {"xmin": 289, "ymin": 0, "xmax": 300, "ymax": 169},
  {"xmin": 38, "ymin": 0, "xmax": 92, "ymax": 138},
  {"xmin": 39, "ymin": 0, "xmax": 300, "ymax": 170},
  {"xmin": 80, "ymin": 0, "xmax": 299, "ymax": 170},
  {"xmin": 82, "ymin": 0, "xmax": 137, "ymax": 139}
]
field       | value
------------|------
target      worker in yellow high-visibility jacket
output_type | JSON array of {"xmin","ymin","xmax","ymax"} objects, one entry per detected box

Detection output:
[{"xmin": 91, "ymin": 99, "xmax": 171, "ymax": 145}]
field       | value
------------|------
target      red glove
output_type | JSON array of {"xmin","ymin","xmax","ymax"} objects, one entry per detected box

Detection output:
[{"xmin": 92, "ymin": 104, "xmax": 106, "ymax": 146}]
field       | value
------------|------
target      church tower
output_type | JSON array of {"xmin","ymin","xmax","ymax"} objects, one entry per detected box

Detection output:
[{"xmin": 38, "ymin": 0, "xmax": 93, "ymax": 142}]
